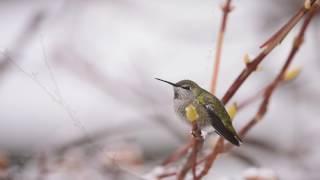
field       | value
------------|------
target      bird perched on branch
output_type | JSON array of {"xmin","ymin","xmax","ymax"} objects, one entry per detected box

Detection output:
[{"xmin": 156, "ymin": 78, "xmax": 242, "ymax": 146}]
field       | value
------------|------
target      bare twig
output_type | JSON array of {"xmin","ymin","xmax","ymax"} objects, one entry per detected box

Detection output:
[
  {"xmin": 177, "ymin": 123, "xmax": 203, "ymax": 180},
  {"xmin": 55, "ymin": 121, "xmax": 148, "ymax": 155},
  {"xmin": 218, "ymin": 0, "xmax": 318, "ymax": 166},
  {"xmin": 162, "ymin": 141, "xmax": 193, "ymax": 166},
  {"xmin": 238, "ymin": 1, "xmax": 319, "ymax": 140},
  {"xmin": 221, "ymin": 1, "xmax": 317, "ymax": 104},
  {"xmin": 195, "ymin": 138, "xmax": 223, "ymax": 180},
  {"xmin": 158, "ymin": 1, "xmax": 319, "ymax": 179},
  {"xmin": 0, "ymin": 10, "xmax": 46, "ymax": 80},
  {"xmin": 158, "ymin": 172, "xmax": 177, "ymax": 179},
  {"xmin": 184, "ymin": 1, "xmax": 318, "ymax": 178},
  {"xmin": 168, "ymin": 1, "xmax": 233, "ymax": 179},
  {"xmin": 210, "ymin": 0, "xmax": 233, "ymax": 94},
  {"xmin": 237, "ymin": 87, "xmax": 265, "ymax": 110},
  {"xmin": 259, "ymin": 0, "xmax": 317, "ymax": 49}
]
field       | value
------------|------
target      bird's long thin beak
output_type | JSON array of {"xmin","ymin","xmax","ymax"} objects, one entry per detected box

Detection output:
[{"xmin": 155, "ymin": 78, "xmax": 177, "ymax": 87}]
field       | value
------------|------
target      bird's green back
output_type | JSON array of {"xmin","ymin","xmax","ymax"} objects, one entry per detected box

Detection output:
[{"xmin": 196, "ymin": 89, "xmax": 238, "ymax": 135}]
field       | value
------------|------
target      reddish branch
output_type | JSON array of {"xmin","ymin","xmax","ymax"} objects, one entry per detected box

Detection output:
[
  {"xmin": 160, "ymin": 1, "xmax": 233, "ymax": 179},
  {"xmin": 157, "ymin": 172, "xmax": 177, "ymax": 179},
  {"xmin": 177, "ymin": 1, "xmax": 233, "ymax": 179},
  {"xmin": 210, "ymin": 0, "xmax": 233, "ymax": 94},
  {"xmin": 177, "ymin": 123, "xmax": 204, "ymax": 180},
  {"xmin": 221, "ymin": 0, "xmax": 318, "ymax": 104},
  {"xmin": 195, "ymin": 138, "xmax": 224, "ymax": 180},
  {"xmin": 237, "ymin": 87, "xmax": 265, "ymax": 110},
  {"xmin": 201, "ymin": 1, "xmax": 320, "ymax": 177},
  {"xmin": 239, "ymin": 2, "xmax": 319, "ymax": 139},
  {"xmin": 162, "ymin": 141, "xmax": 193, "ymax": 166},
  {"xmin": 158, "ymin": 1, "xmax": 319, "ymax": 179},
  {"xmin": 259, "ymin": 0, "xmax": 317, "ymax": 49}
]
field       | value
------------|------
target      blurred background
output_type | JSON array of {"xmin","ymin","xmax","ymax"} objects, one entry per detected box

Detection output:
[{"xmin": 0, "ymin": 0, "xmax": 319, "ymax": 179}]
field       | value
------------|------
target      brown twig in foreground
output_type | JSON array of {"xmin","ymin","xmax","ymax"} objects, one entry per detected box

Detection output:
[
  {"xmin": 210, "ymin": 0, "xmax": 233, "ymax": 94},
  {"xmin": 195, "ymin": 138, "xmax": 224, "ymax": 180},
  {"xmin": 177, "ymin": 123, "xmax": 203, "ymax": 180}
]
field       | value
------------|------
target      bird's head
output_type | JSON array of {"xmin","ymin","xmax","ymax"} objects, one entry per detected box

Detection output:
[{"xmin": 155, "ymin": 78, "xmax": 202, "ymax": 100}]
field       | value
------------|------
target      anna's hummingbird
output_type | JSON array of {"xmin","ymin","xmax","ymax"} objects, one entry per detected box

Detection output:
[{"xmin": 156, "ymin": 78, "xmax": 242, "ymax": 146}]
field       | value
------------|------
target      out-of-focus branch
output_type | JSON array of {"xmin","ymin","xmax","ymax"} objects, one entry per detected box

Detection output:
[
  {"xmin": 195, "ymin": 138, "xmax": 223, "ymax": 180},
  {"xmin": 235, "ymin": 66, "xmax": 301, "ymax": 111},
  {"xmin": 210, "ymin": 0, "xmax": 233, "ymax": 94},
  {"xmin": 53, "ymin": 49, "xmax": 187, "ymax": 149},
  {"xmin": 229, "ymin": 151, "xmax": 260, "ymax": 166},
  {"xmin": 162, "ymin": 140, "xmax": 192, "ymax": 166},
  {"xmin": 0, "ymin": 10, "xmax": 46, "ymax": 79},
  {"xmin": 55, "ymin": 119, "xmax": 150, "ymax": 155},
  {"xmin": 158, "ymin": 172, "xmax": 177, "ymax": 179},
  {"xmin": 177, "ymin": 123, "xmax": 203, "ymax": 180}
]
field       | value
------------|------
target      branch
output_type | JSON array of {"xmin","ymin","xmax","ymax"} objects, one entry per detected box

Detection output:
[
  {"xmin": 195, "ymin": 138, "xmax": 223, "ymax": 180},
  {"xmin": 194, "ymin": 1, "xmax": 319, "ymax": 179},
  {"xmin": 210, "ymin": 0, "xmax": 233, "ymax": 94},
  {"xmin": 0, "ymin": 10, "xmax": 46, "ymax": 79},
  {"xmin": 162, "ymin": 141, "xmax": 193, "ymax": 166},
  {"xmin": 159, "ymin": 2, "xmax": 233, "ymax": 176},
  {"xmin": 221, "ymin": 0, "xmax": 318, "ymax": 105},
  {"xmin": 176, "ymin": 1, "xmax": 233, "ymax": 179},
  {"xmin": 259, "ymin": 0, "xmax": 317, "ymax": 49},
  {"xmin": 224, "ymin": 0, "xmax": 318, "ymax": 162},
  {"xmin": 177, "ymin": 123, "xmax": 203, "ymax": 180},
  {"xmin": 157, "ymin": 1, "xmax": 319, "ymax": 179},
  {"xmin": 238, "ymin": 0, "xmax": 319, "ymax": 140}
]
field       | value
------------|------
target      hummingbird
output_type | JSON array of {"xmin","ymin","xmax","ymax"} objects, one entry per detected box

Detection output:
[{"xmin": 156, "ymin": 78, "xmax": 242, "ymax": 146}]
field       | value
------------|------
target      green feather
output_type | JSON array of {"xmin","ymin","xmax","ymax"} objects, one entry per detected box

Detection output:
[{"xmin": 197, "ymin": 90, "xmax": 239, "ymax": 138}]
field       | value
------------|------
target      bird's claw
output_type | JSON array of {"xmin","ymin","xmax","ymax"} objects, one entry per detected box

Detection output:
[{"xmin": 190, "ymin": 130, "xmax": 203, "ymax": 140}]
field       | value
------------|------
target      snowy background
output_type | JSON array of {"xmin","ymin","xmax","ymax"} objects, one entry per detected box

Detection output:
[{"xmin": 0, "ymin": 0, "xmax": 319, "ymax": 179}]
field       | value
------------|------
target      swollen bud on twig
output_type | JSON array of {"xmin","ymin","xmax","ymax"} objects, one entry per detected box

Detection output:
[
  {"xmin": 243, "ymin": 53, "xmax": 263, "ymax": 71},
  {"xmin": 243, "ymin": 53, "xmax": 251, "ymax": 65},
  {"xmin": 283, "ymin": 67, "xmax": 302, "ymax": 81},
  {"xmin": 227, "ymin": 103, "xmax": 238, "ymax": 120},
  {"xmin": 305, "ymin": 0, "xmax": 312, "ymax": 9}
]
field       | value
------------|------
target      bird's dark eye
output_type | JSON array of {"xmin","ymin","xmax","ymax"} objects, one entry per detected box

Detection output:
[{"xmin": 181, "ymin": 85, "xmax": 191, "ymax": 90}]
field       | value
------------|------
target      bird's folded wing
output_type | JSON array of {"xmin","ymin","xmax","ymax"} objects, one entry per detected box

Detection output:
[{"xmin": 204, "ymin": 105, "xmax": 240, "ymax": 146}]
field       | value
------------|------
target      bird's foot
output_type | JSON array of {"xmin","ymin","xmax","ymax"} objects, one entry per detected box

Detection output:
[{"xmin": 190, "ymin": 130, "xmax": 203, "ymax": 140}]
